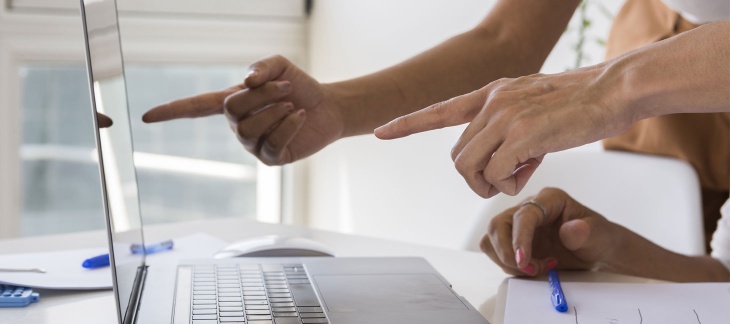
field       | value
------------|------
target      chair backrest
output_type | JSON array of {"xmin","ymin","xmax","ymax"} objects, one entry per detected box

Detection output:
[{"xmin": 463, "ymin": 150, "xmax": 706, "ymax": 256}]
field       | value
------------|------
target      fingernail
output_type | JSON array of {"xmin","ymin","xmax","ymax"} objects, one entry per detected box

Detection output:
[
  {"xmin": 515, "ymin": 248, "xmax": 524, "ymax": 266},
  {"xmin": 283, "ymin": 102, "xmax": 294, "ymax": 111},
  {"xmin": 296, "ymin": 109, "xmax": 305, "ymax": 116},
  {"xmin": 246, "ymin": 69, "xmax": 258, "ymax": 79},
  {"xmin": 278, "ymin": 81, "xmax": 291, "ymax": 92},
  {"xmin": 521, "ymin": 263, "xmax": 537, "ymax": 276},
  {"xmin": 546, "ymin": 259, "xmax": 558, "ymax": 270}
]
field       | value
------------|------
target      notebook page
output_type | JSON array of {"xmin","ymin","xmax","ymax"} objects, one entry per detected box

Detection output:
[{"xmin": 504, "ymin": 279, "xmax": 730, "ymax": 324}]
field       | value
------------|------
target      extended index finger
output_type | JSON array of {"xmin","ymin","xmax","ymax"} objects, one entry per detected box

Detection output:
[
  {"xmin": 374, "ymin": 91, "xmax": 482, "ymax": 140},
  {"xmin": 142, "ymin": 85, "xmax": 244, "ymax": 123}
]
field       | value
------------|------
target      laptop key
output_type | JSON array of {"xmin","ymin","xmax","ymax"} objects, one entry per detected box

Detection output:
[
  {"xmin": 219, "ymin": 306, "xmax": 244, "ymax": 312},
  {"xmin": 246, "ymin": 309, "xmax": 272, "ymax": 315},
  {"xmin": 274, "ymin": 312, "xmax": 298, "ymax": 317},
  {"xmin": 192, "ymin": 309, "xmax": 217, "ymax": 315},
  {"xmin": 272, "ymin": 307, "xmax": 296, "ymax": 312},
  {"xmin": 271, "ymin": 302, "xmax": 295, "ymax": 307},
  {"xmin": 218, "ymin": 297, "xmax": 242, "ymax": 302},
  {"xmin": 300, "ymin": 313, "xmax": 326, "ymax": 318},
  {"xmin": 193, "ymin": 295, "xmax": 215, "ymax": 300},
  {"xmin": 247, "ymin": 315, "xmax": 273, "ymax": 320},
  {"xmin": 247, "ymin": 321, "xmax": 273, "ymax": 324},
  {"xmin": 245, "ymin": 305, "xmax": 270, "ymax": 310},
  {"xmin": 273, "ymin": 318, "xmax": 301, "ymax": 324},
  {"xmin": 193, "ymin": 305, "xmax": 216, "ymax": 310},
  {"xmin": 192, "ymin": 314, "xmax": 217, "ymax": 320},
  {"xmin": 301, "ymin": 319, "xmax": 328, "ymax": 324},
  {"xmin": 218, "ymin": 302, "xmax": 243, "ymax": 306},
  {"xmin": 268, "ymin": 293, "xmax": 291, "ymax": 298},
  {"xmin": 298, "ymin": 307, "xmax": 323, "ymax": 313},
  {"xmin": 219, "ymin": 317, "xmax": 247, "ymax": 322},
  {"xmin": 191, "ymin": 321, "xmax": 218, "ymax": 324},
  {"xmin": 193, "ymin": 300, "xmax": 216, "ymax": 305},
  {"xmin": 243, "ymin": 300, "xmax": 268, "ymax": 305},
  {"xmin": 219, "ymin": 311, "xmax": 244, "ymax": 317}
]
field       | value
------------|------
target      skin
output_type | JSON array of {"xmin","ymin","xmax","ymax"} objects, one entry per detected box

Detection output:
[
  {"xmin": 375, "ymin": 21, "xmax": 730, "ymax": 198},
  {"xmin": 142, "ymin": 0, "xmax": 581, "ymax": 165},
  {"xmin": 482, "ymin": 188, "xmax": 730, "ymax": 282},
  {"xmin": 97, "ymin": 112, "xmax": 113, "ymax": 128},
  {"xmin": 138, "ymin": 3, "xmax": 729, "ymax": 281}
]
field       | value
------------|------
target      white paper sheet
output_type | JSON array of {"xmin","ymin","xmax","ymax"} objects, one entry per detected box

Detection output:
[
  {"xmin": 504, "ymin": 278, "xmax": 730, "ymax": 324},
  {"xmin": 0, "ymin": 233, "xmax": 226, "ymax": 290}
]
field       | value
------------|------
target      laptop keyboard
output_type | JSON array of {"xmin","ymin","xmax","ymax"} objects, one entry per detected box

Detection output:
[{"xmin": 190, "ymin": 263, "xmax": 328, "ymax": 324}]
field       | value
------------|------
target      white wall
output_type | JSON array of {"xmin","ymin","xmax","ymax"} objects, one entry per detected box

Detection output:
[{"xmin": 303, "ymin": 0, "xmax": 622, "ymax": 249}]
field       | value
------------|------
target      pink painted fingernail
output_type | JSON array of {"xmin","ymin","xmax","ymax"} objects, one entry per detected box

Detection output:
[
  {"xmin": 522, "ymin": 263, "xmax": 537, "ymax": 276},
  {"xmin": 515, "ymin": 248, "xmax": 524, "ymax": 266},
  {"xmin": 546, "ymin": 259, "xmax": 558, "ymax": 270}
]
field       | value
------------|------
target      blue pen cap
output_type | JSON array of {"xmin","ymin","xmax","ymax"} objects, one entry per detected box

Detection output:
[{"xmin": 82, "ymin": 254, "xmax": 110, "ymax": 269}]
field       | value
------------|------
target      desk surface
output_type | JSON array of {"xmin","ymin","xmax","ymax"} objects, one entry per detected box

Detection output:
[{"xmin": 0, "ymin": 217, "xmax": 649, "ymax": 324}]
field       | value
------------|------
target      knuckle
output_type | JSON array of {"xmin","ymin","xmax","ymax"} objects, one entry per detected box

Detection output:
[
  {"xmin": 479, "ymin": 232, "xmax": 495, "ymax": 254},
  {"xmin": 450, "ymin": 146, "xmax": 459, "ymax": 162},
  {"xmin": 486, "ymin": 218, "xmax": 500, "ymax": 237},
  {"xmin": 453, "ymin": 155, "xmax": 470, "ymax": 174},
  {"xmin": 223, "ymin": 95, "xmax": 237, "ymax": 115}
]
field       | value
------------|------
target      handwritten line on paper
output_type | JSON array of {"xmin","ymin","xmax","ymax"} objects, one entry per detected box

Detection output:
[
  {"xmin": 572, "ymin": 307, "xmax": 703, "ymax": 324},
  {"xmin": 694, "ymin": 309, "xmax": 702, "ymax": 324}
]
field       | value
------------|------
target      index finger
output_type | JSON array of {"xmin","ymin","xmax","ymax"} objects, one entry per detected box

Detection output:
[
  {"xmin": 374, "ymin": 91, "xmax": 482, "ymax": 140},
  {"xmin": 141, "ymin": 85, "xmax": 244, "ymax": 123}
]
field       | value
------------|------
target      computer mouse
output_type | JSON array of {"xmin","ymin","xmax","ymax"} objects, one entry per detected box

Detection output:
[{"xmin": 213, "ymin": 235, "xmax": 335, "ymax": 258}]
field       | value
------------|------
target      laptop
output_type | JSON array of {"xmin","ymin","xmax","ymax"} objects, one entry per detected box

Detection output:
[{"xmin": 79, "ymin": 0, "xmax": 490, "ymax": 323}]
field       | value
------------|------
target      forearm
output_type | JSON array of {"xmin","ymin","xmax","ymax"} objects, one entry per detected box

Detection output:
[
  {"xmin": 332, "ymin": 0, "xmax": 580, "ymax": 137},
  {"xmin": 606, "ymin": 20, "xmax": 730, "ymax": 123},
  {"xmin": 600, "ymin": 223, "xmax": 730, "ymax": 282}
]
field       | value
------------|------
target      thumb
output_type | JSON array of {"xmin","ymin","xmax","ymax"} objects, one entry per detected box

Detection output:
[
  {"xmin": 559, "ymin": 218, "xmax": 615, "ymax": 263},
  {"xmin": 374, "ymin": 93, "xmax": 481, "ymax": 140}
]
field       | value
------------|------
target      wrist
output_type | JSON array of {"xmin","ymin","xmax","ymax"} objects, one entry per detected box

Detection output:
[{"xmin": 324, "ymin": 81, "xmax": 364, "ymax": 138}]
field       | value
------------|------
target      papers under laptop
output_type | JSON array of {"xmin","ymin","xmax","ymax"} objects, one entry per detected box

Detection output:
[{"xmin": 79, "ymin": 0, "xmax": 489, "ymax": 323}]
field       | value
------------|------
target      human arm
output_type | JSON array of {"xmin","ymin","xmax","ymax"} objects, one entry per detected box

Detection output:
[
  {"xmin": 142, "ymin": 0, "xmax": 580, "ymax": 165},
  {"xmin": 375, "ymin": 20, "xmax": 730, "ymax": 198},
  {"xmin": 481, "ymin": 188, "xmax": 730, "ymax": 282}
]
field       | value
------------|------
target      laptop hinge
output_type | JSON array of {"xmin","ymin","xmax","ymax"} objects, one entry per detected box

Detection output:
[{"xmin": 124, "ymin": 265, "xmax": 148, "ymax": 324}]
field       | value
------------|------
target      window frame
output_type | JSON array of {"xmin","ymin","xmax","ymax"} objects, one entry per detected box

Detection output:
[{"xmin": 0, "ymin": 1, "xmax": 307, "ymax": 238}]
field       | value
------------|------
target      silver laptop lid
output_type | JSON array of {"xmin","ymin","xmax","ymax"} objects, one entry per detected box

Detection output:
[{"xmin": 79, "ymin": 0, "xmax": 147, "ymax": 323}]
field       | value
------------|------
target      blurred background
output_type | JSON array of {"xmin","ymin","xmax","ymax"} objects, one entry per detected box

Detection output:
[{"xmin": 1, "ymin": 0, "xmax": 623, "ymax": 249}]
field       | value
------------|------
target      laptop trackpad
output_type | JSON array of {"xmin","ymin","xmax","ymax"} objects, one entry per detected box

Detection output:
[{"xmin": 313, "ymin": 274, "xmax": 469, "ymax": 313}]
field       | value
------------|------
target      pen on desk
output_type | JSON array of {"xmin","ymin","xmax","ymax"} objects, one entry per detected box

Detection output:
[
  {"xmin": 130, "ymin": 239, "xmax": 174, "ymax": 255},
  {"xmin": 82, "ymin": 254, "xmax": 110, "ymax": 269},
  {"xmin": 0, "ymin": 268, "xmax": 46, "ymax": 274},
  {"xmin": 548, "ymin": 269, "xmax": 568, "ymax": 312}
]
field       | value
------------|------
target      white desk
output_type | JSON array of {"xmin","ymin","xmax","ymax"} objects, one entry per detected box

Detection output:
[{"xmin": 0, "ymin": 218, "xmax": 650, "ymax": 324}]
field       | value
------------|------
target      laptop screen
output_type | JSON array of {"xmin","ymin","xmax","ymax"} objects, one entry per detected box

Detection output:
[{"xmin": 80, "ymin": 0, "xmax": 146, "ymax": 322}]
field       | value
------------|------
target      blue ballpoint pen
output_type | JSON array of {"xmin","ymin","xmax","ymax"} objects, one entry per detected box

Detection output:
[
  {"xmin": 130, "ymin": 240, "xmax": 174, "ymax": 255},
  {"xmin": 548, "ymin": 269, "xmax": 568, "ymax": 312}
]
